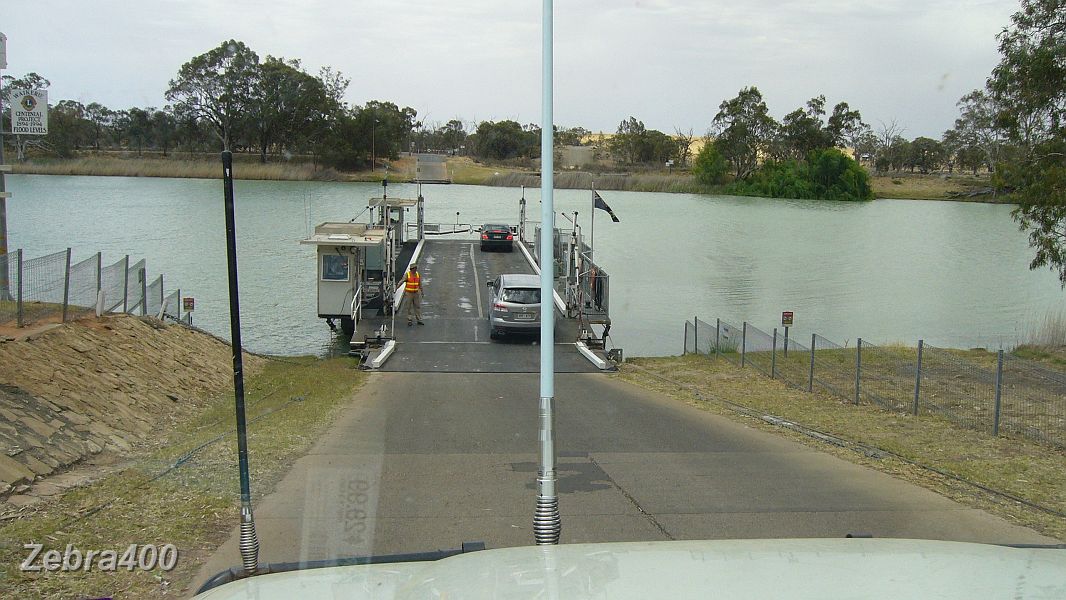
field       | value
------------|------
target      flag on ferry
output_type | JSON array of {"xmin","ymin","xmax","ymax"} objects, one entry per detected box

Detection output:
[{"xmin": 593, "ymin": 191, "xmax": 620, "ymax": 222}]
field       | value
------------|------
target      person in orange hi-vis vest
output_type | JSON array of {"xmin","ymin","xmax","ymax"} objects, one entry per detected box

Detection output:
[{"xmin": 400, "ymin": 264, "xmax": 424, "ymax": 325}]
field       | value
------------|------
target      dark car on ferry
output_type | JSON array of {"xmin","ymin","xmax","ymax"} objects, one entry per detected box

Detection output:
[
  {"xmin": 479, "ymin": 223, "xmax": 514, "ymax": 251},
  {"xmin": 487, "ymin": 274, "xmax": 541, "ymax": 339}
]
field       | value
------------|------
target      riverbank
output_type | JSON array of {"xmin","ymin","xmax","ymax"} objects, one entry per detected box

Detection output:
[
  {"xmin": 0, "ymin": 314, "xmax": 366, "ymax": 599},
  {"xmin": 12, "ymin": 155, "xmax": 1004, "ymax": 202},
  {"xmin": 620, "ymin": 352, "xmax": 1066, "ymax": 543}
]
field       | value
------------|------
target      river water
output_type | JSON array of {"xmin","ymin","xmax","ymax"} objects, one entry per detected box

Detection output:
[{"xmin": 6, "ymin": 174, "xmax": 1062, "ymax": 356}]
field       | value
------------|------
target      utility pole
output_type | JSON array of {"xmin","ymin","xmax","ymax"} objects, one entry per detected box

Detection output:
[{"xmin": 0, "ymin": 32, "xmax": 11, "ymax": 301}]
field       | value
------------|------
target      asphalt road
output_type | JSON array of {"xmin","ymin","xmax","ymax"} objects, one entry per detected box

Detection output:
[{"xmin": 194, "ymin": 369, "xmax": 1054, "ymax": 592}]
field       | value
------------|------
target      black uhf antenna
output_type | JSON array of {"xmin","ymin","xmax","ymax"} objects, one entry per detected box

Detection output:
[{"xmin": 221, "ymin": 151, "xmax": 260, "ymax": 574}]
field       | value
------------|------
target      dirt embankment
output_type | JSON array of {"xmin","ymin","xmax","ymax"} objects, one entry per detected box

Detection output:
[{"xmin": 0, "ymin": 315, "xmax": 262, "ymax": 496}]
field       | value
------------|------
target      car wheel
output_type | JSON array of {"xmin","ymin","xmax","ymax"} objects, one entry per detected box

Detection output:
[{"xmin": 489, "ymin": 328, "xmax": 499, "ymax": 340}]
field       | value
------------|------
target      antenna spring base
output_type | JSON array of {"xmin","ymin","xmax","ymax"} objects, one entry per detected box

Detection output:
[
  {"xmin": 533, "ymin": 495, "xmax": 561, "ymax": 545},
  {"xmin": 239, "ymin": 506, "xmax": 260, "ymax": 575}
]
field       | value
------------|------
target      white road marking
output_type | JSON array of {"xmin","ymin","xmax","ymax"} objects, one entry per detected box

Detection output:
[
  {"xmin": 469, "ymin": 244, "xmax": 484, "ymax": 319},
  {"xmin": 399, "ymin": 341, "xmax": 574, "ymax": 345}
]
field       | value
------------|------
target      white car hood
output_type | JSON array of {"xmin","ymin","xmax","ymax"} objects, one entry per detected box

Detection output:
[{"xmin": 195, "ymin": 538, "xmax": 1066, "ymax": 599}]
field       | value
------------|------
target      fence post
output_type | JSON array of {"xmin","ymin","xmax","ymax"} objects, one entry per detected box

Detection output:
[
  {"xmin": 121, "ymin": 255, "xmax": 129, "ymax": 313},
  {"xmin": 61, "ymin": 248, "xmax": 72, "ymax": 323},
  {"xmin": 771, "ymin": 327, "xmax": 778, "ymax": 379},
  {"xmin": 741, "ymin": 322, "xmax": 747, "ymax": 368},
  {"xmin": 95, "ymin": 252, "xmax": 102, "ymax": 295},
  {"xmin": 683, "ymin": 321, "xmax": 688, "ymax": 355},
  {"xmin": 715, "ymin": 318, "xmax": 721, "ymax": 360},
  {"xmin": 808, "ymin": 333, "xmax": 816, "ymax": 392},
  {"xmin": 854, "ymin": 337, "xmax": 862, "ymax": 405},
  {"xmin": 913, "ymin": 339, "xmax": 924, "ymax": 416},
  {"xmin": 16, "ymin": 249, "xmax": 23, "ymax": 328},
  {"xmin": 139, "ymin": 267, "xmax": 147, "ymax": 316},
  {"xmin": 693, "ymin": 316, "xmax": 698, "ymax": 354},
  {"xmin": 992, "ymin": 349, "xmax": 1004, "ymax": 436}
]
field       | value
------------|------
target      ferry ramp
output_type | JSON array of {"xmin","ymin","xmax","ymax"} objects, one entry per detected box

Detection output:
[
  {"xmin": 360, "ymin": 239, "xmax": 599, "ymax": 373},
  {"xmin": 413, "ymin": 154, "xmax": 451, "ymax": 183}
]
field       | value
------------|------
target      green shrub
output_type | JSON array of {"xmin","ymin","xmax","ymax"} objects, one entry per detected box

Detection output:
[
  {"xmin": 692, "ymin": 142, "xmax": 729, "ymax": 186},
  {"xmin": 727, "ymin": 148, "xmax": 872, "ymax": 201}
]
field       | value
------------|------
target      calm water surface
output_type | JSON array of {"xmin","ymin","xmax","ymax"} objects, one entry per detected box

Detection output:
[{"xmin": 7, "ymin": 174, "xmax": 1063, "ymax": 356}]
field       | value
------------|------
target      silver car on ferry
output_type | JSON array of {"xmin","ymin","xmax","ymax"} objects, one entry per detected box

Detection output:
[{"xmin": 486, "ymin": 274, "xmax": 541, "ymax": 339}]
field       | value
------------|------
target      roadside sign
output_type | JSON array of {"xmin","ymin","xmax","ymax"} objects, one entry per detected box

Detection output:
[
  {"xmin": 183, "ymin": 297, "xmax": 195, "ymax": 312},
  {"xmin": 11, "ymin": 89, "xmax": 48, "ymax": 135},
  {"xmin": 0, "ymin": 32, "xmax": 7, "ymax": 70},
  {"xmin": 782, "ymin": 311, "xmax": 794, "ymax": 326}
]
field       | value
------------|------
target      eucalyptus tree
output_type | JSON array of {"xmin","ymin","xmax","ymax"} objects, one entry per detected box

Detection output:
[
  {"xmin": 248, "ymin": 57, "xmax": 339, "ymax": 163},
  {"xmin": 166, "ymin": 40, "xmax": 260, "ymax": 151},
  {"xmin": 712, "ymin": 86, "xmax": 778, "ymax": 179},
  {"xmin": 993, "ymin": 0, "xmax": 1066, "ymax": 284},
  {"xmin": 779, "ymin": 95, "xmax": 832, "ymax": 160}
]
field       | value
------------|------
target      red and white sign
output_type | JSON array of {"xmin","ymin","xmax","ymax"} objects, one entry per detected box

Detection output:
[
  {"xmin": 183, "ymin": 297, "xmax": 195, "ymax": 312},
  {"xmin": 782, "ymin": 311, "xmax": 794, "ymax": 326}
]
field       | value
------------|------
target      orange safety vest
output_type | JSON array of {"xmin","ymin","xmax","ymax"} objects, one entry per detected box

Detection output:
[{"xmin": 404, "ymin": 271, "xmax": 421, "ymax": 293}]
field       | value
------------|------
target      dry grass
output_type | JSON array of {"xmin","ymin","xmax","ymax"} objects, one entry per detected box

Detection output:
[
  {"xmin": 483, "ymin": 170, "xmax": 705, "ymax": 193},
  {"xmin": 13, "ymin": 156, "xmax": 345, "ymax": 182},
  {"xmin": 445, "ymin": 157, "xmax": 514, "ymax": 185},
  {"xmin": 617, "ymin": 354, "xmax": 1066, "ymax": 542},
  {"xmin": 1023, "ymin": 310, "xmax": 1066, "ymax": 349},
  {"xmin": 870, "ymin": 173, "xmax": 1000, "ymax": 201},
  {"xmin": 0, "ymin": 356, "xmax": 366, "ymax": 599}
]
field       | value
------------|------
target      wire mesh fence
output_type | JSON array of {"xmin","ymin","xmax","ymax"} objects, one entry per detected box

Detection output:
[
  {"xmin": 146, "ymin": 275, "xmax": 164, "ymax": 318},
  {"xmin": 856, "ymin": 341, "xmax": 916, "ymax": 413},
  {"xmin": 682, "ymin": 316, "xmax": 1066, "ymax": 449},
  {"xmin": 16, "ymin": 249, "xmax": 68, "ymax": 326},
  {"xmin": 773, "ymin": 333, "xmax": 811, "ymax": 391},
  {"xmin": 999, "ymin": 355, "xmax": 1066, "ymax": 447},
  {"xmin": 0, "ymin": 250, "xmax": 20, "ymax": 324},
  {"xmin": 162, "ymin": 289, "xmax": 182, "ymax": 321},
  {"xmin": 684, "ymin": 319, "xmax": 695, "ymax": 355},
  {"xmin": 126, "ymin": 258, "xmax": 147, "ymax": 316},
  {"xmin": 743, "ymin": 323, "xmax": 775, "ymax": 377},
  {"xmin": 919, "ymin": 344, "xmax": 997, "ymax": 432},
  {"xmin": 810, "ymin": 334, "xmax": 854, "ymax": 401},
  {"xmin": 0, "ymin": 248, "xmax": 183, "ymax": 328},
  {"xmin": 67, "ymin": 252, "xmax": 101, "ymax": 320},
  {"xmin": 100, "ymin": 256, "xmax": 128, "ymax": 313}
]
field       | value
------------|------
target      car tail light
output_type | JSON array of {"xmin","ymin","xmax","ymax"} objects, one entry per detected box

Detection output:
[
  {"xmin": 506, "ymin": 234, "xmax": 513, "ymax": 240},
  {"xmin": 493, "ymin": 303, "xmax": 508, "ymax": 312},
  {"xmin": 481, "ymin": 234, "xmax": 488, "ymax": 239}
]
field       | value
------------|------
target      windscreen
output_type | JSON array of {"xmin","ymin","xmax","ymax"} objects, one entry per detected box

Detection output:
[{"xmin": 501, "ymin": 287, "xmax": 540, "ymax": 304}]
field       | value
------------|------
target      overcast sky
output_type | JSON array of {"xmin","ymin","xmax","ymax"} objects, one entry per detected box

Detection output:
[{"xmin": 3, "ymin": 0, "xmax": 1018, "ymax": 139}]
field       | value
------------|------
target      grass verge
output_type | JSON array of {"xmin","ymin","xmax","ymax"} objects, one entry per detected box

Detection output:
[
  {"xmin": 617, "ymin": 354, "xmax": 1066, "ymax": 542},
  {"xmin": 13, "ymin": 157, "xmax": 345, "ymax": 182},
  {"xmin": 869, "ymin": 173, "xmax": 1005, "ymax": 201},
  {"xmin": 0, "ymin": 356, "xmax": 366, "ymax": 599}
]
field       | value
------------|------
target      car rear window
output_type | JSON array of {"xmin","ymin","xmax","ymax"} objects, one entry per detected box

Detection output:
[
  {"xmin": 501, "ymin": 288, "xmax": 540, "ymax": 304},
  {"xmin": 484, "ymin": 224, "xmax": 510, "ymax": 232}
]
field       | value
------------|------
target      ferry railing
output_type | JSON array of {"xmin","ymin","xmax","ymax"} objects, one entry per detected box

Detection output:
[
  {"xmin": 576, "ymin": 251, "xmax": 609, "ymax": 321},
  {"xmin": 412, "ymin": 222, "xmax": 472, "ymax": 237},
  {"xmin": 351, "ymin": 284, "xmax": 363, "ymax": 328}
]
